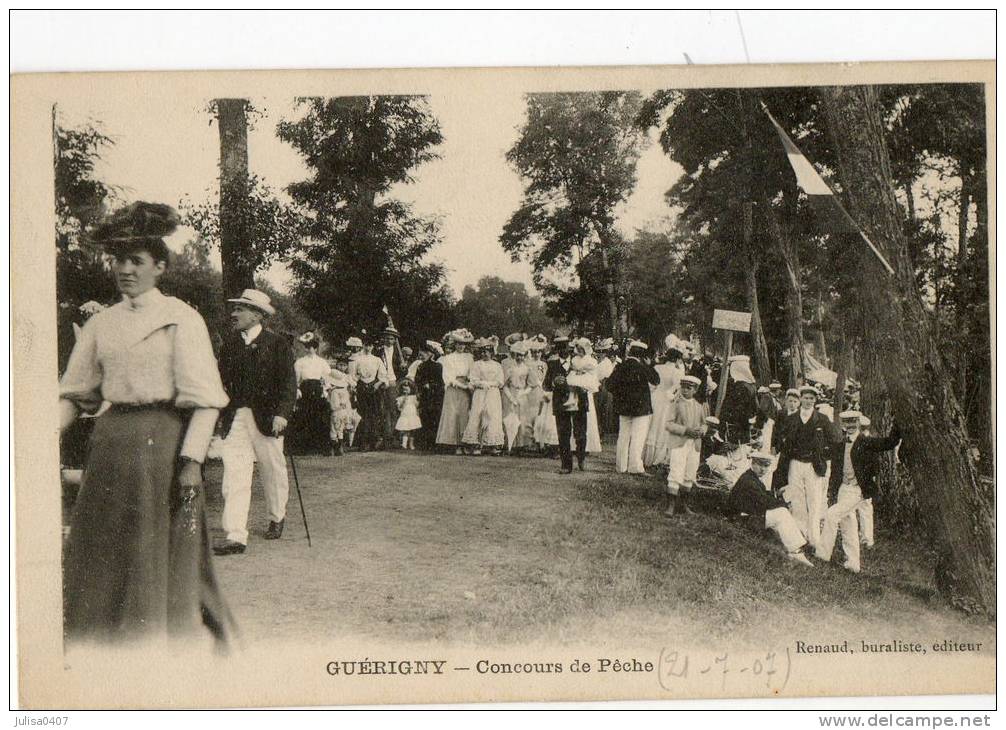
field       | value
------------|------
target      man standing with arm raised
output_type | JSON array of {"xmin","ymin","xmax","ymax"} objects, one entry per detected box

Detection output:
[{"xmin": 214, "ymin": 289, "xmax": 298, "ymax": 555}]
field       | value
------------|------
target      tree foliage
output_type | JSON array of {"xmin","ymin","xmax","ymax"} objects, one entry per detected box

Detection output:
[
  {"xmin": 275, "ymin": 96, "xmax": 456, "ymax": 345},
  {"xmin": 454, "ymin": 276, "xmax": 557, "ymax": 338},
  {"xmin": 502, "ymin": 92, "xmax": 646, "ymax": 335},
  {"xmin": 179, "ymin": 173, "xmax": 306, "ymax": 279}
]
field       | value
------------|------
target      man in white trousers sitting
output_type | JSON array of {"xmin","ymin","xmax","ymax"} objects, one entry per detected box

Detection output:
[
  {"xmin": 213, "ymin": 289, "xmax": 298, "ymax": 556},
  {"xmin": 728, "ymin": 451, "xmax": 813, "ymax": 566},
  {"xmin": 816, "ymin": 410, "xmax": 901, "ymax": 573},
  {"xmin": 606, "ymin": 341, "xmax": 661, "ymax": 474},
  {"xmin": 774, "ymin": 384, "xmax": 839, "ymax": 550}
]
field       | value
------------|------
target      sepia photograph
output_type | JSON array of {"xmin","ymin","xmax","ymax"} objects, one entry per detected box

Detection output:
[{"xmin": 10, "ymin": 16, "xmax": 996, "ymax": 712}]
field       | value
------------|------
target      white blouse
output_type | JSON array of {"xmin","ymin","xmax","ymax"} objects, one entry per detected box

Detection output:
[
  {"xmin": 440, "ymin": 352, "xmax": 473, "ymax": 388},
  {"xmin": 295, "ymin": 353, "xmax": 332, "ymax": 384},
  {"xmin": 59, "ymin": 288, "xmax": 228, "ymax": 461}
]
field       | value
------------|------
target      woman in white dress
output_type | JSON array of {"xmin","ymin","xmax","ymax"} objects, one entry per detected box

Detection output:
[
  {"xmin": 502, "ymin": 341, "xmax": 539, "ymax": 453},
  {"xmin": 644, "ymin": 337, "xmax": 686, "ymax": 467},
  {"xmin": 462, "ymin": 339, "xmax": 506, "ymax": 455},
  {"xmin": 436, "ymin": 329, "xmax": 475, "ymax": 454},
  {"xmin": 568, "ymin": 338, "xmax": 602, "ymax": 454}
]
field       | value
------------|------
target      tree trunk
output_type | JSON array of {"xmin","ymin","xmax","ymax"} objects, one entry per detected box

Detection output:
[
  {"xmin": 598, "ymin": 243, "xmax": 620, "ymax": 339},
  {"xmin": 743, "ymin": 202, "xmax": 772, "ymax": 383},
  {"xmin": 216, "ymin": 99, "xmax": 254, "ymax": 299},
  {"xmin": 956, "ymin": 164, "xmax": 972, "ymax": 281},
  {"xmin": 762, "ymin": 199, "xmax": 804, "ymax": 386},
  {"xmin": 814, "ymin": 291, "xmax": 829, "ymax": 365},
  {"xmin": 820, "ymin": 85, "xmax": 994, "ymax": 616}
]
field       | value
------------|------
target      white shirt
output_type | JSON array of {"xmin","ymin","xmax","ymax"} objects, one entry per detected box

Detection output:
[
  {"xmin": 59, "ymin": 287, "xmax": 228, "ymax": 461},
  {"xmin": 241, "ymin": 323, "xmax": 263, "ymax": 345},
  {"xmin": 382, "ymin": 344, "xmax": 398, "ymax": 381},
  {"xmin": 799, "ymin": 407, "xmax": 813, "ymax": 424},
  {"xmin": 295, "ymin": 353, "xmax": 332, "ymax": 384}
]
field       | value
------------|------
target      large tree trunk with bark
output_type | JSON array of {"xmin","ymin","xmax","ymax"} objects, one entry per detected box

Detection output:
[
  {"xmin": 820, "ymin": 85, "xmax": 995, "ymax": 616},
  {"xmin": 216, "ymin": 99, "xmax": 254, "ymax": 299},
  {"xmin": 762, "ymin": 199, "xmax": 805, "ymax": 386}
]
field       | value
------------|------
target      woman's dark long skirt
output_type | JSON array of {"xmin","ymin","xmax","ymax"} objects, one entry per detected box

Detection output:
[
  {"xmin": 62, "ymin": 406, "xmax": 236, "ymax": 647},
  {"xmin": 288, "ymin": 379, "xmax": 332, "ymax": 455},
  {"xmin": 417, "ymin": 385, "xmax": 444, "ymax": 450},
  {"xmin": 354, "ymin": 382, "xmax": 383, "ymax": 450}
]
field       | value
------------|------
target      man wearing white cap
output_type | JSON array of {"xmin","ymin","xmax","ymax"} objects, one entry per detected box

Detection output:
[
  {"xmin": 214, "ymin": 289, "xmax": 297, "ymax": 554},
  {"xmin": 664, "ymin": 374, "xmax": 708, "ymax": 515},
  {"xmin": 729, "ymin": 452, "xmax": 813, "ymax": 566},
  {"xmin": 606, "ymin": 341, "xmax": 661, "ymax": 474},
  {"xmin": 775, "ymin": 384, "xmax": 840, "ymax": 550},
  {"xmin": 816, "ymin": 411, "xmax": 901, "ymax": 573}
]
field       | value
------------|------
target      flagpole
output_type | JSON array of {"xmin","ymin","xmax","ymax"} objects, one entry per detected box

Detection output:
[{"xmin": 761, "ymin": 101, "xmax": 896, "ymax": 277}]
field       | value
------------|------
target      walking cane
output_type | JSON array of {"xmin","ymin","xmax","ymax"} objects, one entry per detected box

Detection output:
[{"xmin": 287, "ymin": 454, "xmax": 312, "ymax": 547}]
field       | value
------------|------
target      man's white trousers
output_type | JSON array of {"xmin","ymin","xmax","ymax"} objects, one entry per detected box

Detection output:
[{"xmin": 221, "ymin": 407, "xmax": 289, "ymax": 544}]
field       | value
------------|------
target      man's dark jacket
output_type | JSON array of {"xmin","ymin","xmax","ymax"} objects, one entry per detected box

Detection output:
[
  {"xmin": 218, "ymin": 328, "xmax": 297, "ymax": 438},
  {"xmin": 772, "ymin": 409, "xmax": 839, "ymax": 490},
  {"xmin": 606, "ymin": 357, "xmax": 660, "ymax": 418},
  {"xmin": 827, "ymin": 425, "xmax": 902, "ymax": 501},
  {"xmin": 728, "ymin": 469, "xmax": 788, "ymax": 518},
  {"xmin": 544, "ymin": 355, "xmax": 589, "ymax": 416}
]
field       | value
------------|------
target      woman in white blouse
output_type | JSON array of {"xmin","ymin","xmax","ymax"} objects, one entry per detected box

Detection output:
[{"xmin": 58, "ymin": 202, "xmax": 235, "ymax": 648}]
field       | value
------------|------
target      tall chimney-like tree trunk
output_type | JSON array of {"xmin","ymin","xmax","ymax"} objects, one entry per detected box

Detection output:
[
  {"xmin": 820, "ymin": 85, "xmax": 994, "ymax": 616},
  {"xmin": 763, "ymin": 199, "xmax": 805, "ymax": 386},
  {"xmin": 742, "ymin": 203, "xmax": 772, "ymax": 383},
  {"xmin": 216, "ymin": 98, "xmax": 254, "ymax": 299}
]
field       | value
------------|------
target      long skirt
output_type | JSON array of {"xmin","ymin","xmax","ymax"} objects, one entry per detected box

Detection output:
[
  {"xmin": 572, "ymin": 392, "xmax": 602, "ymax": 454},
  {"xmin": 355, "ymin": 382, "xmax": 384, "ymax": 449},
  {"xmin": 594, "ymin": 388, "xmax": 613, "ymax": 438},
  {"xmin": 288, "ymin": 379, "xmax": 332, "ymax": 455},
  {"xmin": 534, "ymin": 395, "xmax": 559, "ymax": 446},
  {"xmin": 63, "ymin": 406, "xmax": 236, "ymax": 647},
  {"xmin": 417, "ymin": 385, "xmax": 444, "ymax": 450},
  {"xmin": 644, "ymin": 390, "xmax": 674, "ymax": 467},
  {"xmin": 463, "ymin": 387, "xmax": 504, "ymax": 447},
  {"xmin": 516, "ymin": 387, "xmax": 540, "ymax": 448},
  {"xmin": 436, "ymin": 386, "xmax": 471, "ymax": 446}
]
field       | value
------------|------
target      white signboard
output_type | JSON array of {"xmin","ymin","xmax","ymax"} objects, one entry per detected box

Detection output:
[{"xmin": 712, "ymin": 309, "xmax": 752, "ymax": 333}]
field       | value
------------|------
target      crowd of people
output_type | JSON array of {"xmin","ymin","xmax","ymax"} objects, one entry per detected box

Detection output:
[{"xmin": 57, "ymin": 201, "xmax": 904, "ymax": 651}]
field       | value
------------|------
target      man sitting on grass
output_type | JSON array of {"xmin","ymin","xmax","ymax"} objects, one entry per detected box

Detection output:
[{"xmin": 728, "ymin": 451, "xmax": 813, "ymax": 566}]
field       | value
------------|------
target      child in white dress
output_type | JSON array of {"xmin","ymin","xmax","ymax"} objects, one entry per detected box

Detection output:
[{"xmin": 395, "ymin": 379, "xmax": 422, "ymax": 450}]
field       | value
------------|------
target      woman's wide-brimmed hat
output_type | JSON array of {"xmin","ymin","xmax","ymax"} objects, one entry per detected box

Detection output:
[
  {"xmin": 422, "ymin": 339, "xmax": 444, "ymax": 356},
  {"xmin": 299, "ymin": 332, "xmax": 317, "ymax": 345},
  {"xmin": 382, "ymin": 325, "xmax": 400, "ymax": 338},
  {"xmin": 346, "ymin": 336, "xmax": 364, "ymax": 348},
  {"xmin": 227, "ymin": 288, "xmax": 276, "ymax": 316},
  {"xmin": 91, "ymin": 201, "xmax": 179, "ymax": 244},
  {"xmin": 448, "ymin": 328, "xmax": 474, "ymax": 344},
  {"xmin": 573, "ymin": 337, "xmax": 593, "ymax": 354}
]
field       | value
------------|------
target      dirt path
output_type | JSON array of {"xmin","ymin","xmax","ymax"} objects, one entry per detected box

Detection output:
[{"xmin": 202, "ymin": 443, "xmax": 995, "ymax": 653}]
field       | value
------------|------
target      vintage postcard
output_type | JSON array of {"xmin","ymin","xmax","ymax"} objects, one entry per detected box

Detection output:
[{"xmin": 11, "ymin": 59, "xmax": 995, "ymax": 708}]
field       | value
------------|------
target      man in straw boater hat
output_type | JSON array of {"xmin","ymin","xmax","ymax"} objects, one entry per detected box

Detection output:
[
  {"xmin": 606, "ymin": 340, "xmax": 661, "ymax": 475},
  {"xmin": 815, "ymin": 410, "xmax": 902, "ymax": 573},
  {"xmin": 773, "ymin": 384, "xmax": 841, "ymax": 552},
  {"xmin": 544, "ymin": 334, "xmax": 589, "ymax": 473},
  {"xmin": 728, "ymin": 451, "xmax": 814, "ymax": 566},
  {"xmin": 377, "ymin": 319, "xmax": 408, "ymax": 449},
  {"xmin": 214, "ymin": 289, "xmax": 298, "ymax": 555}
]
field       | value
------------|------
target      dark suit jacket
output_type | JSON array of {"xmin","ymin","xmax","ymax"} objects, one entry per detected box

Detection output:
[
  {"xmin": 218, "ymin": 328, "xmax": 297, "ymax": 438},
  {"xmin": 773, "ymin": 410, "xmax": 840, "ymax": 488},
  {"xmin": 606, "ymin": 357, "xmax": 660, "ymax": 418},
  {"xmin": 544, "ymin": 356, "xmax": 589, "ymax": 416},
  {"xmin": 729, "ymin": 469, "xmax": 788, "ymax": 518},
  {"xmin": 828, "ymin": 425, "xmax": 902, "ymax": 501}
]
